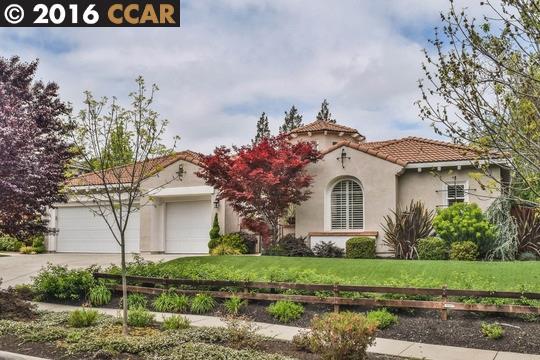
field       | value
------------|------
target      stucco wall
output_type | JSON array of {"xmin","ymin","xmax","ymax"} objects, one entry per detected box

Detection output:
[
  {"xmin": 139, "ymin": 159, "xmax": 239, "ymax": 253},
  {"xmin": 397, "ymin": 166, "xmax": 501, "ymax": 212},
  {"xmin": 295, "ymin": 146, "xmax": 403, "ymax": 254}
]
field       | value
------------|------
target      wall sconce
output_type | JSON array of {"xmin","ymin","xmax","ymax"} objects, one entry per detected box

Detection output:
[
  {"xmin": 213, "ymin": 199, "xmax": 220, "ymax": 208},
  {"xmin": 337, "ymin": 148, "xmax": 350, "ymax": 169}
]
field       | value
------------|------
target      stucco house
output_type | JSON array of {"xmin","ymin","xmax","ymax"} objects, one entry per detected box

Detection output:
[{"xmin": 46, "ymin": 119, "xmax": 507, "ymax": 256}]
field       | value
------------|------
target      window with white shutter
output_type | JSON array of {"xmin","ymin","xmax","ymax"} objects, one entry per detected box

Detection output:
[
  {"xmin": 447, "ymin": 183, "xmax": 465, "ymax": 206},
  {"xmin": 331, "ymin": 179, "xmax": 364, "ymax": 230}
]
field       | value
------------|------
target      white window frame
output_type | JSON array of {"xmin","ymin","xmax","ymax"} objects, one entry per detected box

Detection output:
[
  {"xmin": 442, "ymin": 180, "xmax": 469, "ymax": 207},
  {"xmin": 325, "ymin": 177, "xmax": 364, "ymax": 231}
]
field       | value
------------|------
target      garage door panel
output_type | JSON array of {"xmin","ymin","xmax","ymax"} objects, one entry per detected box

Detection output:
[
  {"xmin": 165, "ymin": 200, "xmax": 211, "ymax": 253},
  {"xmin": 56, "ymin": 207, "xmax": 140, "ymax": 253}
]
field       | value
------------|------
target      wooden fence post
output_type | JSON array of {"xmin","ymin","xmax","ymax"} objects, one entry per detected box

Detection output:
[
  {"xmin": 333, "ymin": 284, "xmax": 340, "ymax": 313},
  {"xmin": 440, "ymin": 284, "xmax": 448, "ymax": 321}
]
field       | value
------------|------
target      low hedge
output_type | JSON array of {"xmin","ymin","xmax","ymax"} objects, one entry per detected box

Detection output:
[
  {"xmin": 346, "ymin": 237, "xmax": 376, "ymax": 259},
  {"xmin": 450, "ymin": 241, "xmax": 479, "ymax": 261}
]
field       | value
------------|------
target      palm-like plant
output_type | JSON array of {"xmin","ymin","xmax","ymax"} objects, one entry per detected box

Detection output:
[
  {"xmin": 382, "ymin": 201, "xmax": 434, "ymax": 259},
  {"xmin": 512, "ymin": 206, "xmax": 540, "ymax": 257}
]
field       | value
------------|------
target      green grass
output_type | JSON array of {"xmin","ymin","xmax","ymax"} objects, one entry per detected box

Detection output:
[{"xmin": 158, "ymin": 256, "xmax": 540, "ymax": 292}]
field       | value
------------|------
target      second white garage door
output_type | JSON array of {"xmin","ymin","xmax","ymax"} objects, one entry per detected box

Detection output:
[
  {"xmin": 165, "ymin": 200, "xmax": 212, "ymax": 253},
  {"xmin": 56, "ymin": 206, "xmax": 140, "ymax": 253}
]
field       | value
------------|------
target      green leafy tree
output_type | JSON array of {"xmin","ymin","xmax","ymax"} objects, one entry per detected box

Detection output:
[
  {"xmin": 88, "ymin": 120, "xmax": 134, "ymax": 170},
  {"xmin": 433, "ymin": 203, "xmax": 497, "ymax": 258},
  {"xmin": 279, "ymin": 105, "xmax": 303, "ymax": 133},
  {"xmin": 418, "ymin": 0, "xmax": 540, "ymax": 205},
  {"xmin": 316, "ymin": 99, "xmax": 336, "ymax": 123},
  {"xmin": 252, "ymin": 112, "xmax": 270, "ymax": 144}
]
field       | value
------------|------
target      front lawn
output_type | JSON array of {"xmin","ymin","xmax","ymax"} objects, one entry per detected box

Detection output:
[{"xmin": 156, "ymin": 256, "xmax": 540, "ymax": 292}]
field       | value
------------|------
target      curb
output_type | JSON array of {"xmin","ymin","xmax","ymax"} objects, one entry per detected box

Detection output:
[{"xmin": 0, "ymin": 351, "xmax": 49, "ymax": 360}]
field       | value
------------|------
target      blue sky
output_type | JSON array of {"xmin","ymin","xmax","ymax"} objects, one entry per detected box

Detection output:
[{"xmin": 0, "ymin": 0, "xmax": 485, "ymax": 152}]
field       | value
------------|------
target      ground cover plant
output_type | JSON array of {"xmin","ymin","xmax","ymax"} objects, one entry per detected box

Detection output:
[
  {"xmin": 365, "ymin": 309, "xmax": 398, "ymax": 330},
  {"xmin": 267, "ymin": 301, "xmax": 304, "ymax": 323},
  {"xmin": 481, "ymin": 322, "xmax": 504, "ymax": 340}
]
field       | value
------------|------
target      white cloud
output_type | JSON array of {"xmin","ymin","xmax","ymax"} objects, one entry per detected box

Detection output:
[{"xmin": 0, "ymin": 0, "xmax": 487, "ymax": 153}]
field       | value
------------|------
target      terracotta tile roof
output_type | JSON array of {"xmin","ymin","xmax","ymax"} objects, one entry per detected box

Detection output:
[
  {"xmin": 290, "ymin": 120, "xmax": 365, "ymax": 139},
  {"xmin": 322, "ymin": 137, "xmax": 503, "ymax": 167},
  {"xmin": 68, "ymin": 150, "xmax": 202, "ymax": 186}
]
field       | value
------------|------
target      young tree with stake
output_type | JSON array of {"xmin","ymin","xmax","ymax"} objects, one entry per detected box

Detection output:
[{"xmin": 67, "ymin": 77, "xmax": 180, "ymax": 335}]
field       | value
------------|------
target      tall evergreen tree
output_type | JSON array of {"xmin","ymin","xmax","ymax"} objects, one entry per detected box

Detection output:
[
  {"xmin": 253, "ymin": 112, "xmax": 270, "ymax": 144},
  {"xmin": 316, "ymin": 99, "xmax": 336, "ymax": 123},
  {"xmin": 279, "ymin": 105, "xmax": 304, "ymax": 134}
]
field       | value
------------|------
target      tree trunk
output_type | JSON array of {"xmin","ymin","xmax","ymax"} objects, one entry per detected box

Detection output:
[{"xmin": 121, "ymin": 232, "xmax": 128, "ymax": 336}]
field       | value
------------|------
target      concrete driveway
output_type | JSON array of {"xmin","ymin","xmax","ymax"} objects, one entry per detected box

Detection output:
[{"xmin": 0, "ymin": 252, "xmax": 187, "ymax": 288}]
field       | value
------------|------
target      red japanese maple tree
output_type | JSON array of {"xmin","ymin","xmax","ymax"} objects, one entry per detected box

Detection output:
[{"xmin": 197, "ymin": 135, "xmax": 321, "ymax": 249}]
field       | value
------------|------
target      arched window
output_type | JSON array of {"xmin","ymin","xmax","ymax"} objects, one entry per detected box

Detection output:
[{"xmin": 330, "ymin": 179, "xmax": 364, "ymax": 230}]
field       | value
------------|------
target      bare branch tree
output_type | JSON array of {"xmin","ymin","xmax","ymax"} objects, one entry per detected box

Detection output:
[
  {"xmin": 418, "ymin": 0, "xmax": 540, "ymax": 206},
  {"xmin": 66, "ymin": 77, "xmax": 180, "ymax": 335}
]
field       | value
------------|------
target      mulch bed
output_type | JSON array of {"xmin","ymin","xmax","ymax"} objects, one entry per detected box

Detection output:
[
  {"xmin": 34, "ymin": 294, "xmax": 540, "ymax": 356},
  {"xmin": 0, "ymin": 288, "xmax": 36, "ymax": 321}
]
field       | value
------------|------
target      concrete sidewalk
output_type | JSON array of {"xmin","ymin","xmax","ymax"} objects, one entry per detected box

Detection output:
[{"xmin": 34, "ymin": 302, "xmax": 540, "ymax": 360}]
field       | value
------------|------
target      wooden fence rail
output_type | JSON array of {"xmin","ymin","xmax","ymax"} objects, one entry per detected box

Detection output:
[{"xmin": 93, "ymin": 272, "xmax": 540, "ymax": 320}]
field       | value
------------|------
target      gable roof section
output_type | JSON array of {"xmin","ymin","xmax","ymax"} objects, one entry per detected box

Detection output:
[
  {"xmin": 290, "ymin": 120, "xmax": 365, "ymax": 140},
  {"xmin": 322, "ymin": 137, "xmax": 503, "ymax": 167},
  {"xmin": 68, "ymin": 150, "xmax": 203, "ymax": 187}
]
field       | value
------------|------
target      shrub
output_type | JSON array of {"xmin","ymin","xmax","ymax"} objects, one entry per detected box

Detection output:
[
  {"xmin": 32, "ymin": 264, "xmax": 95, "ymax": 301},
  {"xmin": 126, "ymin": 293, "xmax": 148, "ymax": 309},
  {"xmin": 267, "ymin": 301, "xmax": 304, "ymax": 323},
  {"xmin": 481, "ymin": 322, "xmax": 504, "ymax": 339},
  {"xmin": 153, "ymin": 291, "xmax": 190, "ymax": 313},
  {"xmin": 346, "ymin": 237, "xmax": 375, "ymax": 259},
  {"xmin": 512, "ymin": 205, "xmax": 540, "ymax": 257},
  {"xmin": 127, "ymin": 308, "xmax": 155, "ymax": 327},
  {"xmin": 211, "ymin": 244, "xmax": 242, "ymax": 256},
  {"xmin": 417, "ymin": 237, "xmax": 447, "ymax": 260},
  {"xmin": 31, "ymin": 235, "xmax": 46, "ymax": 254},
  {"xmin": 88, "ymin": 284, "xmax": 112, "ymax": 306},
  {"xmin": 232, "ymin": 232, "xmax": 258, "ymax": 254},
  {"xmin": 163, "ymin": 315, "xmax": 191, "ymax": 330},
  {"xmin": 19, "ymin": 246, "xmax": 36, "ymax": 254},
  {"xmin": 209, "ymin": 214, "xmax": 221, "ymax": 243},
  {"xmin": 275, "ymin": 234, "xmax": 313, "ymax": 257},
  {"xmin": 433, "ymin": 203, "xmax": 497, "ymax": 257},
  {"xmin": 223, "ymin": 295, "xmax": 247, "ymax": 316},
  {"xmin": 365, "ymin": 309, "xmax": 398, "ymax": 329},
  {"xmin": 314, "ymin": 241, "xmax": 345, "ymax": 258},
  {"xmin": 221, "ymin": 234, "xmax": 249, "ymax": 254},
  {"xmin": 223, "ymin": 315, "xmax": 262, "ymax": 350},
  {"xmin": 190, "ymin": 294, "xmax": 216, "ymax": 314},
  {"xmin": 485, "ymin": 197, "xmax": 519, "ymax": 260},
  {"xmin": 0, "ymin": 235, "xmax": 22, "ymax": 252},
  {"xmin": 68, "ymin": 309, "xmax": 98, "ymax": 328},
  {"xmin": 382, "ymin": 200, "xmax": 434, "ymax": 259},
  {"xmin": 307, "ymin": 312, "xmax": 377, "ymax": 360},
  {"xmin": 450, "ymin": 241, "xmax": 479, "ymax": 261},
  {"xmin": 519, "ymin": 252, "xmax": 538, "ymax": 261}
]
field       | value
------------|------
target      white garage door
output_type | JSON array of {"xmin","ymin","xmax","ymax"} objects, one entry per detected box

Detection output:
[
  {"xmin": 165, "ymin": 200, "xmax": 212, "ymax": 253},
  {"xmin": 56, "ymin": 207, "xmax": 140, "ymax": 253}
]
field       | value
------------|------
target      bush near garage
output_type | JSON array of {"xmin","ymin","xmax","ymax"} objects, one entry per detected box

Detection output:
[
  {"xmin": 0, "ymin": 235, "xmax": 23, "ymax": 252},
  {"xmin": 346, "ymin": 237, "xmax": 376, "ymax": 259},
  {"xmin": 209, "ymin": 233, "xmax": 250, "ymax": 255},
  {"xmin": 417, "ymin": 237, "xmax": 448, "ymax": 260}
]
